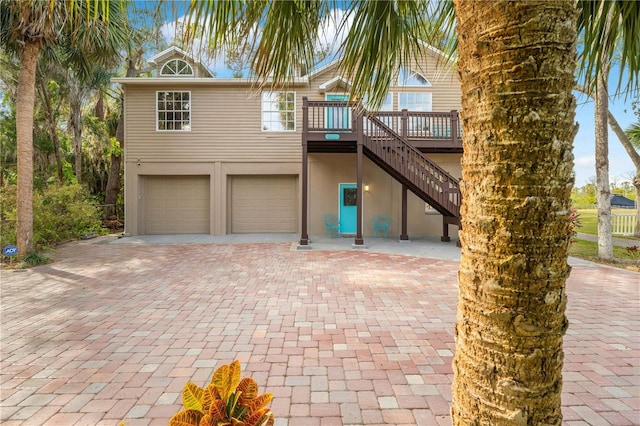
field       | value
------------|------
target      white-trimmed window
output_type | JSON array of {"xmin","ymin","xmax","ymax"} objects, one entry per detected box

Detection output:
[
  {"xmin": 262, "ymin": 91, "xmax": 295, "ymax": 131},
  {"xmin": 157, "ymin": 91, "xmax": 191, "ymax": 131},
  {"xmin": 399, "ymin": 92, "xmax": 432, "ymax": 132},
  {"xmin": 398, "ymin": 67, "xmax": 431, "ymax": 86},
  {"xmin": 160, "ymin": 59, "xmax": 194, "ymax": 76},
  {"xmin": 399, "ymin": 92, "xmax": 432, "ymax": 111}
]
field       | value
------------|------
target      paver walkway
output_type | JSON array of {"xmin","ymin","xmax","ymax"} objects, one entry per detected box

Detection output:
[{"xmin": 1, "ymin": 239, "xmax": 638, "ymax": 425}]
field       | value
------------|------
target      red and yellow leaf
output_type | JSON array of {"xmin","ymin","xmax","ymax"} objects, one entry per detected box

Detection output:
[
  {"xmin": 198, "ymin": 414, "xmax": 215, "ymax": 426},
  {"xmin": 245, "ymin": 393, "xmax": 273, "ymax": 412},
  {"xmin": 169, "ymin": 409, "xmax": 204, "ymax": 426},
  {"xmin": 208, "ymin": 398, "xmax": 228, "ymax": 420},
  {"xmin": 202, "ymin": 384, "xmax": 216, "ymax": 412},
  {"xmin": 182, "ymin": 382, "xmax": 205, "ymax": 412},
  {"xmin": 212, "ymin": 360, "xmax": 242, "ymax": 402},
  {"xmin": 243, "ymin": 409, "xmax": 274, "ymax": 426},
  {"xmin": 237, "ymin": 377, "xmax": 258, "ymax": 403}
]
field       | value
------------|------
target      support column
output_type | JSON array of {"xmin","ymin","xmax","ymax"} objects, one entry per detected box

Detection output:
[
  {"xmin": 441, "ymin": 218, "xmax": 451, "ymax": 242},
  {"xmin": 299, "ymin": 98, "xmax": 309, "ymax": 246},
  {"xmin": 400, "ymin": 184, "xmax": 409, "ymax": 240},
  {"xmin": 355, "ymin": 108, "xmax": 364, "ymax": 246}
]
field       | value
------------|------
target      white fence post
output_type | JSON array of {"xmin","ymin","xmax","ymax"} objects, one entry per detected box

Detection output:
[{"xmin": 612, "ymin": 213, "xmax": 636, "ymax": 236}]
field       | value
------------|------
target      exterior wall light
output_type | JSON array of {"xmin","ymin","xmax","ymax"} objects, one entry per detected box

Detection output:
[{"xmin": 364, "ymin": 184, "xmax": 370, "ymax": 192}]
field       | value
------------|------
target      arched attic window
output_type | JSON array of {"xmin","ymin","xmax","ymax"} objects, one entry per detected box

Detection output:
[
  {"xmin": 160, "ymin": 59, "xmax": 194, "ymax": 76},
  {"xmin": 397, "ymin": 67, "xmax": 431, "ymax": 86}
]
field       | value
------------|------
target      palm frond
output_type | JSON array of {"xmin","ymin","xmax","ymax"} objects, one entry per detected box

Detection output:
[
  {"xmin": 626, "ymin": 122, "xmax": 640, "ymax": 150},
  {"xmin": 338, "ymin": 0, "xmax": 430, "ymax": 109},
  {"xmin": 577, "ymin": 0, "xmax": 640, "ymax": 97}
]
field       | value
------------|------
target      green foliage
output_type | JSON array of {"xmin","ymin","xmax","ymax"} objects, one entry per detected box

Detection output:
[
  {"xmin": 22, "ymin": 251, "xmax": 50, "ymax": 266},
  {"xmin": 0, "ymin": 183, "xmax": 105, "ymax": 251},
  {"xmin": 571, "ymin": 184, "xmax": 597, "ymax": 208},
  {"xmin": 169, "ymin": 360, "xmax": 274, "ymax": 426}
]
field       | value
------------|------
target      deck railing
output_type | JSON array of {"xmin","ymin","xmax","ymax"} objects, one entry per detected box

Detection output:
[{"xmin": 303, "ymin": 99, "xmax": 461, "ymax": 146}]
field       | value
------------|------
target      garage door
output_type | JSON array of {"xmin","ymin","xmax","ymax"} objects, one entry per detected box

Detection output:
[
  {"xmin": 230, "ymin": 175, "xmax": 297, "ymax": 233},
  {"xmin": 144, "ymin": 175, "xmax": 210, "ymax": 234}
]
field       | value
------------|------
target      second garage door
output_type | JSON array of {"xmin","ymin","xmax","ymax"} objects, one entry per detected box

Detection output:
[{"xmin": 230, "ymin": 175, "xmax": 297, "ymax": 233}]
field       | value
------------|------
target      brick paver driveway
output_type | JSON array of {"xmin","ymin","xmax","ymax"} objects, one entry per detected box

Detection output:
[{"xmin": 1, "ymin": 240, "xmax": 638, "ymax": 425}]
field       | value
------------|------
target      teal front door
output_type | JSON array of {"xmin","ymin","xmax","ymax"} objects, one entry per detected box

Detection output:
[
  {"xmin": 326, "ymin": 94, "xmax": 350, "ymax": 131},
  {"xmin": 339, "ymin": 183, "xmax": 358, "ymax": 234}
]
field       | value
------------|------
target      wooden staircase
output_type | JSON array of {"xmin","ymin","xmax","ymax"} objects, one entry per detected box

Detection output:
[{"xmin": 361, "ymin": 112, "xmax": 461, "ymax": 225}]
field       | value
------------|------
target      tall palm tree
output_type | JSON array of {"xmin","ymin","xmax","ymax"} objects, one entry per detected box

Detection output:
[
  {"xmin": 183, "ymin": 0, "xmax": 638, "ymax": 420},
  {"xmin": 0, "ymin": 0, "xmax": 128, "ymax": 256},
  {"xmin": 451, "ymin": 0, "xmax": 576, "ymax": 421}
]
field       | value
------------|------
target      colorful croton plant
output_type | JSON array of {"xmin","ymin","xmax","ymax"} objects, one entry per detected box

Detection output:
[{"xmin": 169, "ymin": 360, "xmax": 274, "ymax": 426}]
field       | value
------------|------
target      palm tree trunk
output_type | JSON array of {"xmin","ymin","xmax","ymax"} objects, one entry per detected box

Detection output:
[
  {"xmin": 595, "ymin": 62, "xmax": 613, "ymax": 259},
  {"xmin": 16, "ymin": 41, "xmax": 40, "ymax": 256},
  {"xmin": 451, "ymin": 1, "xmax": 577, "ymax": 423}
]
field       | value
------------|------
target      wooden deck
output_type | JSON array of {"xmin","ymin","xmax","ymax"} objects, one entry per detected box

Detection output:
[{"xmin": 302, "ymin": 99, "xmax": 462, "ymax": 153}]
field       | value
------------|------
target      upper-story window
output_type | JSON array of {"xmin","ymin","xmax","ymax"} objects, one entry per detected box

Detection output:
[
  {"xmin": 397, "ymin": 67, "xmax": 431, "ymax": 87},
  {"xmin": 160, "ymin": 59, "xmax": 194, "ymax": 76},
  {"xmin": 157, "ymin": 91, "xmax": 191, "ymax": 131},
  {"xmin": 399, "ymin": 92, "xmax": 432, "ymax": 112},
  {"xmin": 262, "ymin": 91, "xmax": 295, "ymax": 131}
]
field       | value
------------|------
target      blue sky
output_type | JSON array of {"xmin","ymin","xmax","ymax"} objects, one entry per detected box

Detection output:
[{"xmin": 160, "ymin": 9, "xmax": 639, "ymax": 188}]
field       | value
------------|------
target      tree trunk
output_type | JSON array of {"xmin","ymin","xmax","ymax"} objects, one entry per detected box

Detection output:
[
  {"xmin": 37, "ymin": 74, "xmax": 63, "ymax": 183},
  {"xmin": 16, "ymin": 41, "xmax": 40, "ymax": 256},
  {"xmin": 68, "ymin": 78, "xmax": 83, "ymax": 183},
  {"xmin": 451, "ymin": 1, "xmax": 577, "ymax": 423},
  {"xmin": 104, "ymin": 93, "xmax": 124, "ymax": 216},
  {"xmin": 634, "ymin": 175, "xmax": 640, "ymax": 238},
  {"xmin": 595, "ymin": 62, "xmax": 613, "ymax": 259},
  {"xmin": 104, "ymin": 59, "xmax": 137, "ymax": 216}
]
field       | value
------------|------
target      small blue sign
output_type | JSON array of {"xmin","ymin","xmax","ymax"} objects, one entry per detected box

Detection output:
[
  {"xmin": 3, "ymin": 245, "xmax": 18, "ymax": 257},
  {"xmin": 325, "ymin": 134, "xmax": 341, "ymax": 140}
]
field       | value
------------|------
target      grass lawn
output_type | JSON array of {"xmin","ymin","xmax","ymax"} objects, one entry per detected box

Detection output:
[
  {"xmin": 576, "ymin": 209, "xmax": 637, "ymax": 236},
  {"xmin": 569, "ymin": 238, "xmax": 640, "ymax": 269}
]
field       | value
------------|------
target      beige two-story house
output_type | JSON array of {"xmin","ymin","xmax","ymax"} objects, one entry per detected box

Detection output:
[{"xmin": 113, "ymin": 45, "xmax": 463, "ymax": 245}]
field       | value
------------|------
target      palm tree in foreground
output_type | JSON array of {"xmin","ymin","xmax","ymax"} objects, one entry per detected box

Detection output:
[
  {"xmin": 0, "ymin": 0, "xmax": 128, "ymax": 257},
  {"xmin": 184, "ymin": 0, "xmax": 640, "ymax": 421},
  {"xmin": 451, "ymin": 0, "xmax": 576, "ymax": 421}
]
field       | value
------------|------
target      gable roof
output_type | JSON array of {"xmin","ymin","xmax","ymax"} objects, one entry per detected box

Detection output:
[{"xmin": 318, "ymin": 76, "xmax": 352, "ymax": 93}]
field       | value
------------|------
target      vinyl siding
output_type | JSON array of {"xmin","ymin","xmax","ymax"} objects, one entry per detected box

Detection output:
[
  {"xmin": 123, "ymin": 48, "xmax": 460, "ymax": 164},
  {"xmin": 125, "ymin": 85, "xmax": 302, "ymax": 162}
]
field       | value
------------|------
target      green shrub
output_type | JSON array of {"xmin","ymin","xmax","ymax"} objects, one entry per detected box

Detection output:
[
  {"xmin": 22, "ymin": 251, "xmax": 50, "ymax": 266},
  {"xmin": 0, "ymin": 183, "xmax": 105, "ymax": 251},
  {"xmin": 0, "ymin": 184, "xmax": 17, "ymax": 248}
]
